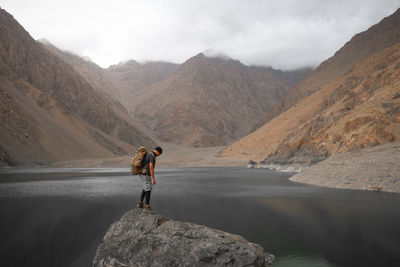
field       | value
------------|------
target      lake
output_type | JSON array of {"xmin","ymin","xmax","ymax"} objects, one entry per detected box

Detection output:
[{"xmin": 0, "ymin": 167, "xmax": 399, "ymax": 267}]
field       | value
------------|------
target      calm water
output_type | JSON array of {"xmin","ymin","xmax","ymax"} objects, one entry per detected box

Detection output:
[{"xmin": 0, "ymin": 167, "xmax": 399, "ymax": 267}]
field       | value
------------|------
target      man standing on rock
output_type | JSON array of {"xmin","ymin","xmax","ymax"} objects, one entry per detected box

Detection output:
[{"xmin": 137, "ymin": 147, "xmax": 163, "ymax": 210}]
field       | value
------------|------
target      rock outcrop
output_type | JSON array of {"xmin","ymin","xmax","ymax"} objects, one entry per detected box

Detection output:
[{"xmin": 93, "ymin": 209, "xmax": 274, "ymax": 267}]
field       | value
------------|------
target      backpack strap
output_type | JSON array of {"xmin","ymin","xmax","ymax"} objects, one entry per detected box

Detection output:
[{"xmin": 142, "ymin": 152, "xmax": 150, "ymax": 175}]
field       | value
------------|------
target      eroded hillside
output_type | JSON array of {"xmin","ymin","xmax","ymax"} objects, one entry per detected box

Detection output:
[{"xmin": 0, "ymin": 8, "xmax": 153, "ymax": 166}]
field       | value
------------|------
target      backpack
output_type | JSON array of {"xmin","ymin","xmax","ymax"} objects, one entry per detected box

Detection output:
[{"xmin": 131, "ymin": 146, "xmax": 148, "ymax": 175}]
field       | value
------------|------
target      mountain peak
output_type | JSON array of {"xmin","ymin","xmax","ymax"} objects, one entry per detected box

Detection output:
[
  {"xmin": 195, "ymin": 52, "xmax": 206, "ymax": 58},
  {"xmin": 132, "ymin": 52, "xmax": 301, "ymax": 147},
  {"xmin": 189, "ymin": 51, "xmax": 236, "ymax": 63},
  {"xmin": 203, "ymin": 50, "xmax": 233, "ymax": 61},
  {"xmin": 39, "ymin": 39, "xmax": 95, "ymax": 63},
  {"xmin": 108, "ymin": 59, "xmax": 141, "ymax": 71}
]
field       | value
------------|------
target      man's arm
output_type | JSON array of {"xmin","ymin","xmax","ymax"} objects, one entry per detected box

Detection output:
[{"xmin": 149, "ymin": 162, "xmax": 156, "ymax": 184}]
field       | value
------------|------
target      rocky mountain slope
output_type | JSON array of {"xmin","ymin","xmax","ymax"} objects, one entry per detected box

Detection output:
[
  {"xmin": 133, "ymin": 53, "xmax": 304, "ymax": 147},
  {"xmin": 107, "ymin": 60, "xmax": 180, "ymax": 111},
  {"xmin": 46, "ymin": 45, "xmax": 309, "ymax": 148},
  {"xmin": 39, "ymin": 40, "xmax": 124, "ymax": 104},
  {"xmin": 0, "ymin": 8, "xmax": 153, "ymax": 166},
  {"xmin": 270, "ymin": 7, "xmax": 400, "ymax": 121},
  {"xmin": 220, "ymin": 8, "xmax": 400, "ymax": 165}
]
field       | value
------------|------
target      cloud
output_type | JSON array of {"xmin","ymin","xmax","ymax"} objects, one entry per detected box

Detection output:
[{"xmin": 2, "ymin": 0, "xmax": 399, "ymax": 69}]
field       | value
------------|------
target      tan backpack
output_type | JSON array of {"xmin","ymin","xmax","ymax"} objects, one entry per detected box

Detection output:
[{"xmin": 130, "ymin": 146, "xmax": 148, "ymax": 175}]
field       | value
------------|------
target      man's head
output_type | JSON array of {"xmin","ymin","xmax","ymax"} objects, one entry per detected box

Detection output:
[{"xmin": 153, "ymin": 146, "xmax": 163, "ymax": 157}]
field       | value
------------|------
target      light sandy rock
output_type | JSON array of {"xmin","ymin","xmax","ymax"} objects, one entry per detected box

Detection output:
[{"xmin": 290, "ymin": 142, "xmax": 400, "ymax": 193}]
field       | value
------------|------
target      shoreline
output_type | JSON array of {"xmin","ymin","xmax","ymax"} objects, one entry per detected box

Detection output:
[
  {"xmin": 246, "ymin": 142, "xmax": 400, "ymax": 194},
  {"xmin": 0, "ymin": 144, "xmax": 247, "ymax": 169},
  {"xmin": 2, "ymin": 142, "xmax": 399, "ymax": 195},
  {"xmin": 247, "ymin": 163, "xmax": 305, "ymax": 173},
  {"xmin": 288, "ymin": 142, "xmax": 400, "ymax": 194}
]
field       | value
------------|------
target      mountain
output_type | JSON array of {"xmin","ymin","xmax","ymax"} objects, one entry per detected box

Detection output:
[
  {"xmin": 49, "ymin": 47, "xmax": 308, "ymax": 148},
  {"xmin": 106, "ymin": 60, "xmax": 180, "ymax": 112},
  {"xmin": 39, "ymin": 40, "xmax": 147, "ymax": 131},
  {"xmin": 108, "ymin": 60, "xmax": 180, "ymax": 92},
  {"xmin": 39, "ymin": 40, "xmax": 124, "ymax": 103},
  {"xmin": 0, "ymin": 8, "xmax": 154, "ymax": 166},
  {"xmin": 41, "ymin": 42, "xmax": 181, "ymax": 126},
  {"xmin": 132, "ymin": 53, "xmax": 302, "ymax": 147},
  {"xmin": 41, "ymin": 41, "xmax": 181, "ymax": 142},
  {"xmin": 269, "ymin": 7, "xmax": 400, "ymax": 121},
  {"xmin": 220, "ymin": 8, "xmax": 400, "ymax": 165},
  {"xmin": 251, "ymin": 66, "xmax": 313, "ymax": 130}
]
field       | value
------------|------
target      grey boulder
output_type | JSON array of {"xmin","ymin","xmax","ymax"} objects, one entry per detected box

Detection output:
[{"xmin": 93, "ymin": 209, "xmax": 274, "ymax": 266}]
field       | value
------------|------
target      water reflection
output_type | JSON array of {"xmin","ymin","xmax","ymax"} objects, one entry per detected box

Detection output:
[
  {"xmin": 261, "ymin": 197, "xmax": 400, "ymax": 266},
  {"xmin": 0, "ymin": 167, "xmax": 399, "ymax": 267}
]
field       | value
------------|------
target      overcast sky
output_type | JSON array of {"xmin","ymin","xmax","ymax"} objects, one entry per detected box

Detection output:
[{"xmin": 2, "ymin": 0, "xmax": 399, "ymax": 70}]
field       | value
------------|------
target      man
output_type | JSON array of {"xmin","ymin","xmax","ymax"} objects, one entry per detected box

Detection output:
[{"xmin": 137, "ymin": 146, "xmax": 163, "ymax": 210}]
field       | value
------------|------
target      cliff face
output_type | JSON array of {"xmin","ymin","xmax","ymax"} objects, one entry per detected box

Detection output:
[
  {"xmin": 220, "ymin": 8, "xmax": 400, "ymax": 165},
  {"xmin": 0, "ymin": 8, "xmax": 154, "ymax": 165},
  {"xmin": 93, "ymin": 209, "xmax": 274, "ymax": 267},
  {"xmin": 132, "ymin": 54, "xmax": 301, "ymax": 147}
]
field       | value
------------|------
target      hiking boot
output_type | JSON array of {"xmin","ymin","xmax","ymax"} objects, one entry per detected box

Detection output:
[
  {"xmin": 137, "ymin": 201, "xmax": 144, "ymax": 209},
  {"xmin": 145, "ymin": 205, "xmax": 152, "ymax": 211}
]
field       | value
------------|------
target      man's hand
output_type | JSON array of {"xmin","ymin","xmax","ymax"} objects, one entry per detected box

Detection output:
[{"xmin": 152, "ymin": 179, "xmax": 156, "ymax": 185}]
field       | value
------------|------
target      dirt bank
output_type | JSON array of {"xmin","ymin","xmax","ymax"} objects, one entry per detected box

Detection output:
[
  {"xmin": 51, "ymin": 143, "xmax": 246, "ymax": 168},
  {"xmin": 290, "ymin": 142, "xmax": 400, "ymax": 193}
]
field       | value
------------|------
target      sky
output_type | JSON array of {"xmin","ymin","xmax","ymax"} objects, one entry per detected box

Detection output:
[{"xmin": 1, "ymin": 0, "xmax": 400, "ymax": 70}]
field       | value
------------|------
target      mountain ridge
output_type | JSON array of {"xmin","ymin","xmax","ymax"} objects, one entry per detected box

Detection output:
[
  {"xmin": 220, "ymin": 7, "xmax": 400, "ymax": 165},
  {"xmin": 266, "ymin": 7, "xmax": 400, "ymax": 123},
  {"xmin": 45, "ymin": 43, "xmax": 309, "ymax": 148},
  {"xmin": 0, "ymin": 8, "xmax": 154, "ymax": 166},
  {"xmin": 132, "ymin": 53, "xmax": 303, "ymax": 147}
]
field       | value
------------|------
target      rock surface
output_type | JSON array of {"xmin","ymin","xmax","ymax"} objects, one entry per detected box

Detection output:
[{"xmin": 93, "ymin": 209, "xmax": 274, "ymax": 267}]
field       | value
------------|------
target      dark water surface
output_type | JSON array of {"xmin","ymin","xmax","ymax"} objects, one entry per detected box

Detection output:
[{"xmin": 0, "ymin": 167, "xmax": 399, "ymax": 267}]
